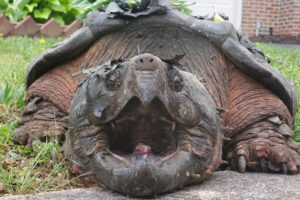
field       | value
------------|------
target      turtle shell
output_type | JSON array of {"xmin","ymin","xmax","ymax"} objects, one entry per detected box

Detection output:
[{"xmin": 25, "ymin": 0, "xmax": 297, "ymax": 118}]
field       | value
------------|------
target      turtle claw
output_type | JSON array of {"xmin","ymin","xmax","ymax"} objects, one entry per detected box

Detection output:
[
  {"xmin": 260, "ymin": 158, "xmax": 268, "ymax": 172},
  {"xmin": 229, "ymin": 156, "xmax": 246, "ymax": 172},
  {"xmin": 13, "ymin": 99, "xmax": 68, "ymax": 145},
  {"xmin": 226, "ymin": 136, "xmax": 300, "ymax": 174},
  {"xmin": 230, "ymin": 158, "xmax": 236, "ymax": 171},
  {"xmin": 238, "ymin": 155, "xmax": 246, "ymax": 173},
  {"xmin": 281, "ymin": 163, "xmax": 288, "ymax": 174}
]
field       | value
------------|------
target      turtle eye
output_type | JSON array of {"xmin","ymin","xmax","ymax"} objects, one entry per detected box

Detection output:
[
  {"xmin": 170, "ymin": 75, "xmax": 183, "ymax": 92},
  {"xmin": 106, "ymin": 69, "xmax": 122, "ymax": 91},
  {"xmin": 167, "ymin": 65, "xmax": 183, "ymax": 92}
]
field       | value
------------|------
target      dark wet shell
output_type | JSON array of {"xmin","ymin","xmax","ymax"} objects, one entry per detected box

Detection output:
[{"xmin": 25, "ymin": 0, "xmax": 297, "ymax": 118}]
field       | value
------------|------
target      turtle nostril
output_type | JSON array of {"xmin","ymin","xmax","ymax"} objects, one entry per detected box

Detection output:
[{"xmin": 134, "ymin": 53, "xmax": 160, "ymax": 71}]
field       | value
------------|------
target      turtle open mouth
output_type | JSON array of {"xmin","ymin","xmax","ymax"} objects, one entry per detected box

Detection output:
[
  {"xmin": 108, "ymin": 97, "xmax": 178, "ymax": 162},
  {"xmin": 67, "ymin": 53, "xmax": 222, "ymax": 196}
]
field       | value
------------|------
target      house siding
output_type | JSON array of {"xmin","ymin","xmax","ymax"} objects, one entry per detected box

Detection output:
[{"xmin": 242, "ymin": 0, "xmax": 300, "ymax": 37}]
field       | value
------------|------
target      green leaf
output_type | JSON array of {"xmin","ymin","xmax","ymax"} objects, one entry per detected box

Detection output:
[
  {"xmin": 2, "ymin": 2, "xmax": 26, "ymax": 22},
  {"xmin": 0, "ymin": 0, "xmax": 8, "ymax": 10},
  {"xmin": 60, "ymin": 8, "xmax": 78, "ymax": 24},
  {"xmin": 17, "ymin": 146, "xmax": 32, "ymax": 156},
  {"xmin": 50, "ymin": 0, "xmax": 61, "ymax": 6},
  {"xmin": 0, "ymin": 124, "xmax": 11, "ymax": 143},
  {"xmin": 33, "ymin": 7, "xmax": 51, "ymax": 19},
  {"xmin": 91, "ymin": 0, "xmax": 112, "ymax": 10},
  {"xmin": 127, "ymin": 0, "xmax": 140, "ymax": 6},
  {"xmin": 15, "ymin": 0, "xmax": 30, "ymax": 10},
  {"xmin": 50, "ymin": 4, "xmax": 67, "ymax": 13},
  {"xmin": 70, "ymin": 0, "xmax": 87, "ymax": 7},
  {"xmin": 52, "ymin": 14, "xmax": 64, "ymax": 25},
  {"xmin": 181, "ymin": 7, "xmax": 192, "ymax": 15},
  {"xmin": 49, "ymin": 0, "xmax": 67, "ymax": 13},
  {"xmin": 25, "ymin": 2, "xmax": 37, "ymax": 12}
]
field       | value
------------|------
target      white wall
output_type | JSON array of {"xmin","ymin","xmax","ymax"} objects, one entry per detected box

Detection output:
[{"xmin": 184, "ymin": 0, "xmax": 243, "ymax": 31}]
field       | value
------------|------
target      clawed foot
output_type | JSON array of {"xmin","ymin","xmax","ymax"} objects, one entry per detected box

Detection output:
[
  {"xmin": 13, "ymin": 98, "xmax": 68, "ymax": 146},
  {"xmin": 226, "ymin": 119, "xmax": 300, "ymax": 174}
]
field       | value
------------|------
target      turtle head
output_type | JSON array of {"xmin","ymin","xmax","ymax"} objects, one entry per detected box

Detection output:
[{"xmin": 68, "ymin": 53, "xmax": 222, "ymax": 196}]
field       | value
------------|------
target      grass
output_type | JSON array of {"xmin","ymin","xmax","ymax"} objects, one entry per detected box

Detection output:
[
  {"xmin": 0, "ymin": 37, "xmax": 299, "ymax": 196},
  {"xmin": 256, "ymin": 43, "xmax": 300, "ymax": 144},
  {"xmin": 0, "ymin": 37, "xmax": 84, "ymax": 196}
]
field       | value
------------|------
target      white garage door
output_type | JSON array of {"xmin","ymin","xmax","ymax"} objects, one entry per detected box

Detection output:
[{"xmin": 184, "ymin": 0, "xmax": 243, "ymax": 31}]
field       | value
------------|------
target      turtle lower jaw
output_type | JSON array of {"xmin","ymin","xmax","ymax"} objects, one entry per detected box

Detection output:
[
  {"xmin": 87, "ymin": 98, "xmax": 203, "ymax": 196},
  {"xmin": 90, "ymin": 149, "xmax": 200, "ymax": 196}
]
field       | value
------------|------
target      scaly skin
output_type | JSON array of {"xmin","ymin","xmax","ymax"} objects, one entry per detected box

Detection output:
[
  {"xmin": 13, "ymin": 0, "xmax": 299, "ymax": 196},
  {"xmin": 225, "ymin": 119, "xmax": 300, "ymax": 174},
  {"xmin": 14, "ymin": 53, "xmax": 300, "ymax": 196},
  {"xmin": 65, "ymin": 54, "xmax": 222, "ymax": 196},
  {"xmin": 13, "ymin": 98, "xmax": 67, "ymax": 146},
  {"xmin": 222, "ymin": 66, "xmax": 300, "ymax": 174}
]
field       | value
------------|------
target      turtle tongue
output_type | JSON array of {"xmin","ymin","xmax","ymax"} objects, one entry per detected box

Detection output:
[{"xmin": 133, "ymin": 143, "xmax": 152, "ymax": 157}]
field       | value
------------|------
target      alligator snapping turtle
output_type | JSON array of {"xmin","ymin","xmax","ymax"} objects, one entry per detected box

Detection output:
[{"xmin": 14, "ymin": 0, "xmax": 299, "ymax": 196}]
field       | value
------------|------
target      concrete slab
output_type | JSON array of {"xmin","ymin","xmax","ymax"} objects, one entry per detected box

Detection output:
[{"xmin": 1, "ymin": 171, "xmax": 300, "ymax": 200}]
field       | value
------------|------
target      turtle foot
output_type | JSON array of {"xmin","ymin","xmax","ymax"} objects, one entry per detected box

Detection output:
[
  {"xmin": 225, "ymin": 117, "xmax": 300, "ymax": 174},
  {"xmin": 13, "ymin": 97, "xmax": 68, "ymax": 146}
]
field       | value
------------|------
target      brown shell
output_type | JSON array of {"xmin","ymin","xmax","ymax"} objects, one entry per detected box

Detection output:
[{"xmin": 25, "ymin": 0, "xmax": 297, "ymax": 118}]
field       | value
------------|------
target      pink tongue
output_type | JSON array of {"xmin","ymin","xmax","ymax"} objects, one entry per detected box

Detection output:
[{"xmin": 134, "ymin": 143, "xmax": 152, "ymax": 155}]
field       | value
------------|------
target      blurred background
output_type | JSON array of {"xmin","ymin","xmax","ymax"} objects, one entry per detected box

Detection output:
[{"xmin": 186, "ymin": 0, "xmax": 300, "ymax": 44}]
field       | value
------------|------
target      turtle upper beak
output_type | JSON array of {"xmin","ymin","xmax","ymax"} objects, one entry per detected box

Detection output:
[{"xmin": 131, "ymin": 53, "xmax": 166, "ymax": 106}]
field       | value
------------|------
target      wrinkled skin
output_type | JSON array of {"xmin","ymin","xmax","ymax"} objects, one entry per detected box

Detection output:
[
  {"xmin": 65, "ymin": 53, "xmax": 222, "ymax": 196},
  {"xmin": 13, "ymin": 0, "xmax": 300, "ymax": 197}
]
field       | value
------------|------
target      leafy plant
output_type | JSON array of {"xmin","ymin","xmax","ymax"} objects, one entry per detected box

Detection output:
[
  {"xmin": 29, "ymin": 0, "xmax": 78, "ymax": 25},
  {"xmin": 71, "ymin": 0, "xmax": 192, "ymax": 19},
  {"xmin": 0, "ymin": 0, "xmax": 191, "ymax": 25},
  {"xmin": 0, "ymin": 0, "xmax": 30, "ymax": 22},
  {"xmin": 0, "ymin": 0, "xmax": 78, "ymax": 25},
  {"xmin": 70, "ymin": 0, "xmax": 115, "ymax": 19},
  {"xmin": 170, "ymin": 0, "xmax": 192, "ymax": 15},
  {"xmin": 0, "ymin": 82, "xmax": 25, "ymax": 108}
]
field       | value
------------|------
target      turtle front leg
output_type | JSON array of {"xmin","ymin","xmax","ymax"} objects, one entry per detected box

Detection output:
[
  {"xmin": 225, "ymin": 118, "xmax": 300, "ymax": 174},
  {"xmin": 222, "ymin": 68, "xmax": 300, "ymax": 174},
  {"xmin": 13, "ymin": 97, "xmax": 68, "ymax": 146}
]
